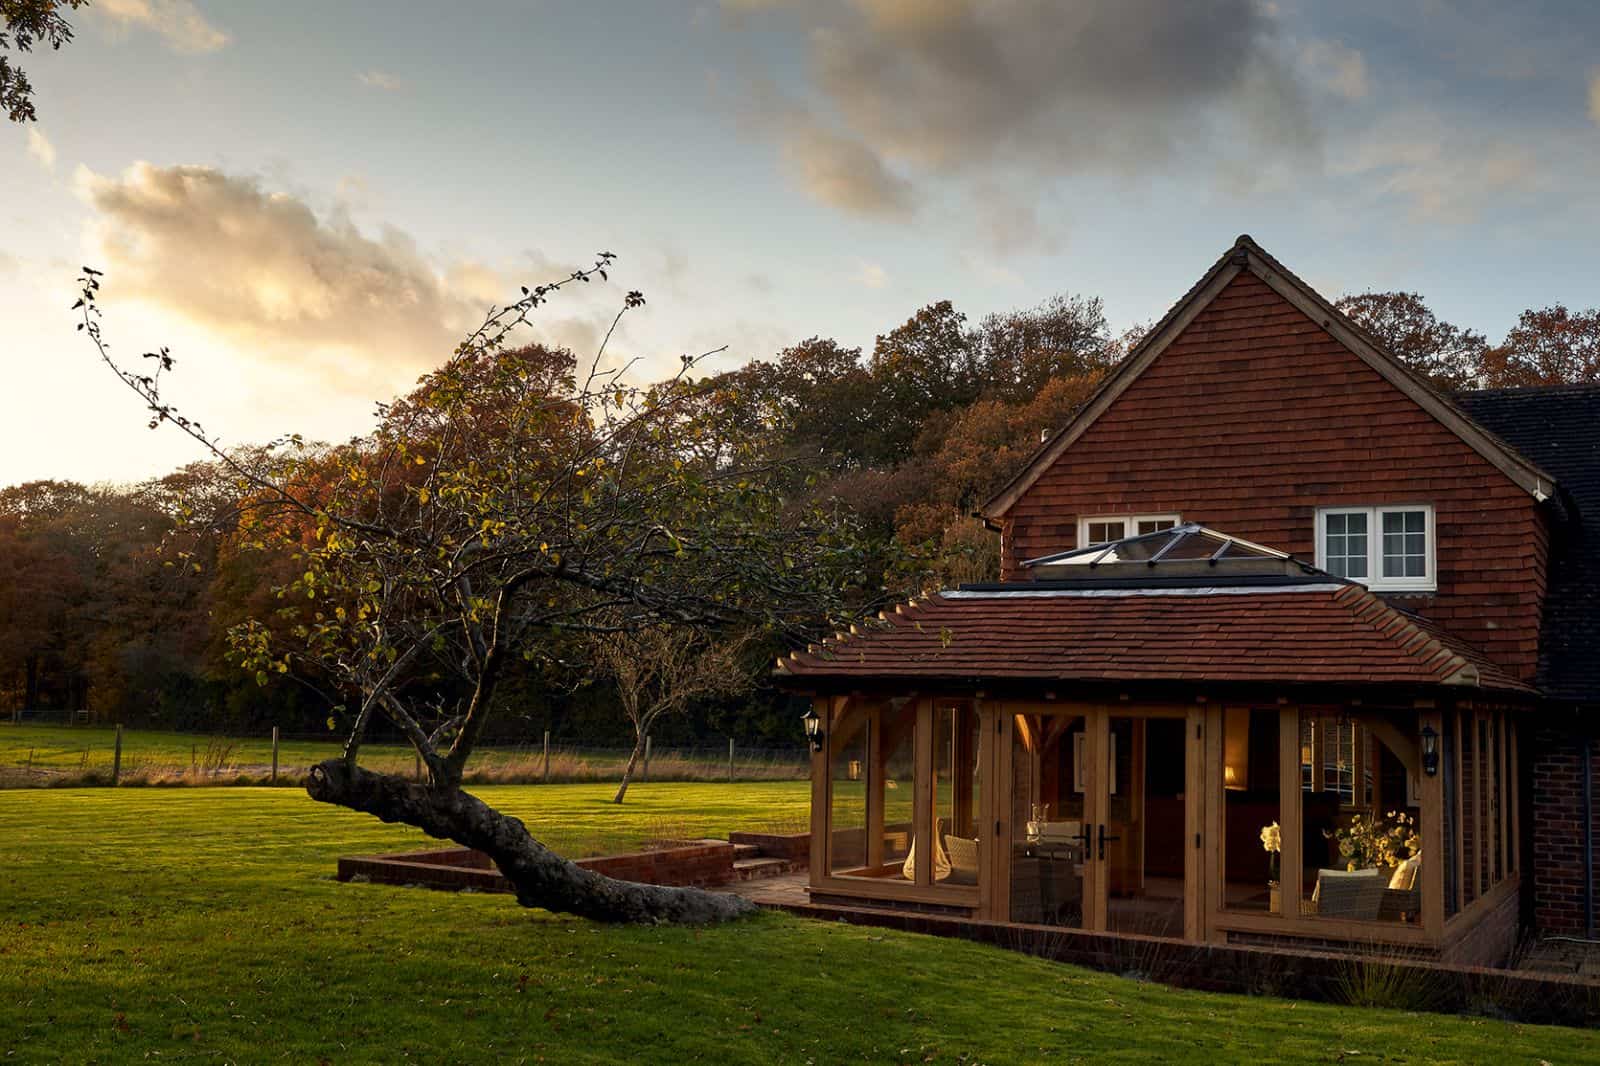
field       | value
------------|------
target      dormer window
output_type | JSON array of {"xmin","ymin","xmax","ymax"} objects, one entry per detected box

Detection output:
[
  {"xmin": 1315, "ymin": 506, "xmax": 1435, "ymax": 592},
  {"xmin": 1079, "ymin": 513, "xmax": 1180, "ymax": 547}
]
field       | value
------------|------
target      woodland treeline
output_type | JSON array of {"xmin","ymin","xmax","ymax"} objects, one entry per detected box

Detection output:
[{"xmin": 3, "ymin": 286, "xmax": 1594, "ymax": 744}]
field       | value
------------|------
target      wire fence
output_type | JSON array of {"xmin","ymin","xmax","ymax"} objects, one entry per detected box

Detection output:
[{"xmin": 0, "ymin": 718, "xmax": 810, "ymax": 789}]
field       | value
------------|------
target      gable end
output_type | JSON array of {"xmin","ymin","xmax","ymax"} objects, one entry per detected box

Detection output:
[{"xmin": 983, "ymin": 236, "xmax": 1555, "ymax": 519}]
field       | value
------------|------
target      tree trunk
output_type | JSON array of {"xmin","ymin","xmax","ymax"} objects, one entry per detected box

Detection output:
[
  {"xmin": 613, "ymin": 733, "xmax": 646, "ymax": 805},
  {"xmin": 306, "ymin": 759, "xmax": 755, "ymax": 924}
]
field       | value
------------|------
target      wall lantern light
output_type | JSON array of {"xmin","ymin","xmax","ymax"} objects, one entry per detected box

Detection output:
[
  {"xmin": 1420, "ymin": 724, "xmax": 1439, "ymax": 777},
  {"xmin": 801, "ymin": 707, "xmax": 824, "ymax": 753}
]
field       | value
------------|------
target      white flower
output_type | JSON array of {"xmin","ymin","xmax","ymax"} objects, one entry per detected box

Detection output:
[{"xmin": 1259, "ymin": 822, "xmax": 1281, "ymax": 853}]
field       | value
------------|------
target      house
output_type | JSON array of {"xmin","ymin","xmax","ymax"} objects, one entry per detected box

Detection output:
[{"xmin": 777, "ymin": 235, "xmax": 1600, "ymax": 965}]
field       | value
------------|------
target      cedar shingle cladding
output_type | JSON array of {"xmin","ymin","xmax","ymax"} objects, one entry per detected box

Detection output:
[
  {"xmin": 778, "ymin": 585, "xmax": 1533, "ymax": 692},
  {"xmin": 998, "ymin": 271, "xmax": 1548, "ymax": 680}
]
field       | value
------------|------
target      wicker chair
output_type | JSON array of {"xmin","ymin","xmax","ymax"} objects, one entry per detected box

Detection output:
[
  {"xmin": 1311, "ymin": 867, "xmax": 1387, "ymax": 919},
  {"xmin": 945, "ymin": 834, "xmax": 979, "ymax": 885}
]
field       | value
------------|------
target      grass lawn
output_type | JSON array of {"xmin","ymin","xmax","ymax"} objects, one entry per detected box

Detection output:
[{"xmin": 1, "ymin": 784, "xmax": 1592, "ymax": 1064}]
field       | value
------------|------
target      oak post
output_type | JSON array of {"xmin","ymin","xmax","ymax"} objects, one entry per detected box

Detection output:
[
  {"xmin": 112, "ymin": 724, "xmax": 123, "ymax": 787},
  {"xmin": 1419, "ymin": 708, "xmax": 1446, "ymax": 939},
  {"xmin": 271, "ymin": 726, "xmax": 279, "ymax": 784},
  {"xmin": 1277, "ymin": 707, "xmax": 1302, "ymax": 918},
  {"xmin": 542, "ymin": 730, "xmax": 551, "ymax": 782}
]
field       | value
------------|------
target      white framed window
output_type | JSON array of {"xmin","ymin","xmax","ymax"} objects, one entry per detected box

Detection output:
[
  {"xmin": 1078, "ymin": 513, "xmax": 1181, "ymax": 547},
  {"xmin": 1315, "ymin": 505, "xmax": 1435, "ymax": 591}
]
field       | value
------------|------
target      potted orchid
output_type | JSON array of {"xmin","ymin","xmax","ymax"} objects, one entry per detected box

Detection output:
[{"xmin": 1260, "ymin": 821, "xmax": 1282, "ymax": 912}]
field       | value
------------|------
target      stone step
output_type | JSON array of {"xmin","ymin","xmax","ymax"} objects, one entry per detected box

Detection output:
[
  {"xmin": 731, "ymin": 843, "xmax": 762, "ymax": 860},
  {"xmin": 732, "ymin": 856, "xmax": 795, "ymax": 881}
]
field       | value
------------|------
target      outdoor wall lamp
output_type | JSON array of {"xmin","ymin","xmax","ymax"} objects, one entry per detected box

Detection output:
[
  {"xmin": 801, "ymin": 707, "xmax": 824, "ymax": 753},
  {"xmin": 1420, "ymin": 724, "xmax": 1439, "ymax": 777}
]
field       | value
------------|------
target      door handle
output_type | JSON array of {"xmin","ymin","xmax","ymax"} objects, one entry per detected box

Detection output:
[{"xmin": 1097, "ymin": 823, "xmax": 1120, "ymax": 861}]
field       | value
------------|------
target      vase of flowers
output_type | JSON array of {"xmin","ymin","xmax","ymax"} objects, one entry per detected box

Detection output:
[
  {"xmin": 1260, "ymin": 821, "xmax": 1282, "ymax": 913},
  {"xmin": 1325, "ymin": 810, "xmax": 1420, "ymax": 875}
]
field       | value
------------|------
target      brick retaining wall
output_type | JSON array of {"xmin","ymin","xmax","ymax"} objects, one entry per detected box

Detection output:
[
  {"xmin": 338, "ymin": 841, "xmax": 737, "ymax": 893},
  {"xmin": 727, "ymin": 831, "xmax": 810, "ymax": 863}
]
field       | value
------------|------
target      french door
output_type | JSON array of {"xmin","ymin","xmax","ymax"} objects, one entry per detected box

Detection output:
[{"xmin": 999, "ymin": 705, "xmax": 1204, "ymax": 940}]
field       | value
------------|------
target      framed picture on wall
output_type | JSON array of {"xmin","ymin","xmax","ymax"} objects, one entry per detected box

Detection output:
[{"xmin": 1073, "ymin": 732, "xmax": 1117, "ymax": 795}]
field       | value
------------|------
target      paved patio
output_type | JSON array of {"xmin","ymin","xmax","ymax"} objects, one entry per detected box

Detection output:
[{"xmin": 727, "ymin": 871, "xmax": 810, "ymax": 908}]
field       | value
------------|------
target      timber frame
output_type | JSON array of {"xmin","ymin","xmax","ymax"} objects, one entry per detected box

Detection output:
[{"xmin": 804, "ymin": 686, "xmax": 1527, "ymax": 960}]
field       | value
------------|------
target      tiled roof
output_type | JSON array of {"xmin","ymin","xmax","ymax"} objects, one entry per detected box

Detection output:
[
  {"xmin": 1457, "ymin": 384, "xmax": 1600, "ymax": 703},
  {"xmin": 777, "ymin": 583, "xmax": 1534, "ymax": 693}
]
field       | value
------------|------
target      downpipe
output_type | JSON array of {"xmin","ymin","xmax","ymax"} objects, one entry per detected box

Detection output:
[{"xmin": 1585, "ymin": 728, "xmax": 1595, "ymax": 940}]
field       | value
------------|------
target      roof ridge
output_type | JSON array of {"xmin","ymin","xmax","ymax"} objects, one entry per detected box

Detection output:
[{"xmin": 1336, "ymin": 585, "xmax": 1478, "ymax": 686}]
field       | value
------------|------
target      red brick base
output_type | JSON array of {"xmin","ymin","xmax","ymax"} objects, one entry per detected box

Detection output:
[
  {"xmin": 1530, "ymin": 721, "xmax": 1600, "ymax": 937},
  {"xmin": 339, "ymin": 841, "xmax": 739, "ymax": 893}
]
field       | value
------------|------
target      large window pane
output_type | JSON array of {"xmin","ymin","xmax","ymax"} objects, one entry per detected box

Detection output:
[
  {"xmin": 828, "ymin": 707, "xmax": 868, "ymax": 876},
  {"xmin": 879, "ymin": 701, "xmax": 918, "ymax": 875},
  {"xmin": 1224, "ymin": 708, "xmax": 1281, "ymax": 913},
  {"xmin": 1302, "ymin": 709, "xmax": 1422, "ymax": 924},
  {"xmin": 1010, "ymin": 712, "xmax": 1086, "ymax": 927},
  {"xmin": 933, "ymin": 702, "xmax": 981, "ymax": 887}
]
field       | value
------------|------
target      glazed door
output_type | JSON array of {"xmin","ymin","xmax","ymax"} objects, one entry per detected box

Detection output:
[
  {"xmin": 1094, "ymin": 711, "xmax": 1200, "ymax": 939},
  {"xmin": 1006, "ymin": 706, "xmax": 1203, "ymax": 939}
]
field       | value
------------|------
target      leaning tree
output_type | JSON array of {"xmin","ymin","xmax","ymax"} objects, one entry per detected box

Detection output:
[{"xmin": 75, "ymin": 256, "xmax": 865, "ymax": 923}]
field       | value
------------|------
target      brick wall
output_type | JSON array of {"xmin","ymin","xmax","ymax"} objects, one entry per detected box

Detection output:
[
  {"xmin": 999, "ymin": 271, "xmax": 1548, "ymax": 680},
  {"xmin": 1444, "ymin": 884, "xmax": 1522, "ymax": 968},
  {"xmin": 774, "ymin": 901, "xmax": 1599, "ymax": 1027},
  {"xmin": 1531, "ymin": 721, "xmax": 1600, "ymax": 936},
  {"xmin": 338, "ymin": 841, "xmax": 738, "ymax": 893}
]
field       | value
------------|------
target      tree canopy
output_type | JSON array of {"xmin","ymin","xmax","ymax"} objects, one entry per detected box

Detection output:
[{"xmin": 1, "ymin": 0, "xmax": 86, "ymax": 123}]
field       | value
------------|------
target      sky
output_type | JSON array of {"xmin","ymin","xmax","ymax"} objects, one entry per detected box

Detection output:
[{"xmin": 2, "ymin": 0, "xmax": 1598, "ymax": 487}]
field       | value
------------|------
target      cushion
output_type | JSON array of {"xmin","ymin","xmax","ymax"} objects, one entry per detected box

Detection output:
[
  {"xmin": 901, "ymin": 832, "xmax": 951, "ymax": 882},
  {"xmin": 1388, "ymin": 853, "xmax": 1421, "ymax": 891},
  {"xmin": 945, "ymin": 834, "xmax": 979, "ymax": 885}
]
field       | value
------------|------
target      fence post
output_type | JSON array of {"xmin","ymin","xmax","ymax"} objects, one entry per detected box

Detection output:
[
  {"xmin": 271, "ymin": 726, "xmax": 279, "ymax": 784},
  {"xmin": 542, "ymin": 730, "xmax": 551, "ymax": 782},
  {"xmin": 728, "ymin": 737, "xmax": 735, "ymax": 782},
  {"xmin": 112, "ymin": 725, "xmax": 123, "ymax": 787},
  {"xmin": 643, "ymin": 735, "xmax": 652, "ymax": 782}
]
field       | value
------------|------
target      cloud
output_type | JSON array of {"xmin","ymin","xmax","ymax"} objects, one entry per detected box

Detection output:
[
  {"xmin": 1330, "ymin": 116, "xmax": 1540, "ymax": 224},
  {"xmin": 1589, "ymin": 70, "xmax": 1600, "ymax": 124},
  {"xmin": 74, "ymin": 162, "xmax": 606, "ymax": 390},
  {"xmin": 726, "ymin": 0, "xmax": 1319, "ymax": 247},
  {"xmin": 25, "ymin": 127, "xmax": 55, "ymax": 169},
  {"xmin": 778, "ymin": 115, "xmax": 914, "ymax": 218},
  {"xmin": 853, "ymin": 261, "xmax": 888, "ymax": 288},
  {"xmin": 1301, "ymin": 39, "xmax": 1369, "ymax": 101},
  {"xmin": 98, "ymin": 0, "xmax": 230, "ymax": 53},
  {"xmin": 358, "ymin": 70, "xmax": 403, "ymax": 92}
]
